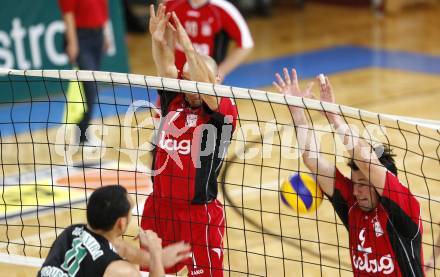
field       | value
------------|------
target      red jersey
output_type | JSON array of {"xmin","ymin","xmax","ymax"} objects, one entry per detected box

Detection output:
[
  {"xmin": 165, "ymin": 0, "xmax": 254, "ymax": 72},
  {"xmin": 151, "ymin": 90, "xmax": 237, "ymax": 204},
  {"xmin": 331, "ymin": 169, "xmax": 423, "ymax": 276},
  {"xmin": 59, "ymin": 0, "xmax": 108, "ymax": 28}
]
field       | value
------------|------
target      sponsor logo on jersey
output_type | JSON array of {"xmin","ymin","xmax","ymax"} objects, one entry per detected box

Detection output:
[
  {"xmin": 158, "ymin": 130, "xmax": 191, "ymax": 155},
  {"xmin": 352, "ymin": 228, "xmax": 394, "ymax": 274},
  {"xmin": 186, "ymin": 114, "xmax": 198, "ymax": 127}
]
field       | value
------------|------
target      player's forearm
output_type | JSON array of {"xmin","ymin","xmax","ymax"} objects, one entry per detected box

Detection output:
[
  {"xmin": 290, "ymin": 107, "xmax": 315, "ymax": 159},
  {"xmin": 63, "ymin": 13, "xmax": 77, "ymax": 45},
  {"xmin": 113, "ymin": 239, "xmax": 152, "ymax": 266},
  {"xmin": 332, "ymin": 119, "xmax": 372, "ymax": 168},
  {"xmin": 148, "ymin": 252, "xmax": 165, "ymax": 277},
  {"xmin": 190, "ymin": 55, "xmax": 220, "ymax": 109},
  {"xmin": 218, "ymin": 47, "xmax": 252, "ymax": 78},
  {"xmin": 299, "ymin": 128, "xmax": 324, "ymax": 177},
  {"xmin": 127, "ymin": 249, "xmax": 151, "ymax": 266},
  {"xmin": 290, "ymin": 106, "xmax": 308, "ymax": 126},
  {"xmin": 290, "ymin": 107, "xmax": 319, "ymax": 168},
  {"xmin": 185, "ymin": 49, "xmax": 213, "ymax": 83},
  {"xmin": 299, "ymin": 132, "xmax": 336, "ymax": 197},
  {"xmin": 201, "ymin": 95, "xmax": 219, "ymax": 111},
  {"xmin": 127, "ymin": 247, "xmax": 153, "ymax": 267},
  {"xmin": 290, "ymin": 107, "xmax": 336, "ymax": 193},
  {"xmin": 332, "ymin": 119, "xmax": 365, "ymax": 162},
  {"xmin": 152, "ymin": 41, "xmax": 177, "ymax": 78}
]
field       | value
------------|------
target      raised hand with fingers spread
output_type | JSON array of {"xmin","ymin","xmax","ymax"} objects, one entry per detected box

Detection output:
[
  {"xmin": 273, "ymin": 67, "xmax": 314, "ymax": 99},
  {"xmin": 170, "ymin": 12, "xmax": 195, "ymax": 53},
  {"xmin": 149, "ymin": 4, "xmax": 170, "ymax": 44},
  {"xmin": 149, "ymin": 4, "xmax": 177, "ymax": 78}
]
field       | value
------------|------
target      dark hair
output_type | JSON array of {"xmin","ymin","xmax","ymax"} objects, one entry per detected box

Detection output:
[
  {"xmin": 86, "ymin": 185, "xmax": 131, "ymax": 231},
  {"xmin": 347, "ymin": 145, "xmax": 398, "ymax": 176}
]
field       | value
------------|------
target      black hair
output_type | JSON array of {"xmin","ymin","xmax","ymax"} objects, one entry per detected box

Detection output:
[
  {"xmin": 86, "ymin": 185, "xmax": 131, "ymax": 231},
  {"xmin": 347, "ymin": 145, "xmax": 398, "ymax": 176}
]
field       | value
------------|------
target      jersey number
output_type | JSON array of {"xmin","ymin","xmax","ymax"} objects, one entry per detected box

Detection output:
[
  {"xmin": 61, "ymin": 238, "xmax": 87, "ymax": 277},
  {"xmin": 185, "ymin": 21, "xmax": 198, "ymax": 37}
]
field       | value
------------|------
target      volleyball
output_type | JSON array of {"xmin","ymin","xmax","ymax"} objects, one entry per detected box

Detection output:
[{"xmin": 280, "ymin": 173, "xmax": 323, "ymax": 214}]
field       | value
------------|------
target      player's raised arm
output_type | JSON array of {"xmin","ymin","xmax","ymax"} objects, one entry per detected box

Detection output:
[
  {"xmin": 318, "ymin": 77, "xmax": 387, "ymax": 195},
  {"xmin": 274, "ymin": 68, "xmax": 336, "ymax": 197},
  {"xmin": 170, "ymin": 12, "xmax": 219, "ymax": 111},
  {"xmin": 150, "ymin": 4, "xmax": 178, "ymax": 78}
]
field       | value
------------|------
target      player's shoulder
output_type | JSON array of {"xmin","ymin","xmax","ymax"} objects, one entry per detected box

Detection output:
[
  {"xmin": 59, "ymin": 224, "xmax": 84, "ymax": 237},
  {"xmin": 218, "ymin": 98, "xmax": 237, "ymax": 120},
  {"xmin": 104, "ymin": 260, "xmax": 140, "ymax": 277},
  {"xmin": 385, "ymin": 170, "xmax": 406, "ymax": 189}
]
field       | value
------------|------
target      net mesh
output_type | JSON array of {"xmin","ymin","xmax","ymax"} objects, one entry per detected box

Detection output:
[{"xmin": 0, "ymin": 69, "xmax": 439, "ymax": 276}]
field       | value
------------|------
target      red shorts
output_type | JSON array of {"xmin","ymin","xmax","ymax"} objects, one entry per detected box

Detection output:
[{"xmin": 140, "ymin": 197, "xmax": 225, "ymax": 277}]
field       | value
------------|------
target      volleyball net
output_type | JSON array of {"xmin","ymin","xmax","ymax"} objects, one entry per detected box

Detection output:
[{"xmin": 0, "ymin": 69, "xmax": 439, "ymax": 276}]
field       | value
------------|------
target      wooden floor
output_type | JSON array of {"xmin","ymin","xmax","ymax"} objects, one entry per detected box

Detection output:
[{"xmin": 2, "ymin": 2, "xmax": 440, "ymax": 276}]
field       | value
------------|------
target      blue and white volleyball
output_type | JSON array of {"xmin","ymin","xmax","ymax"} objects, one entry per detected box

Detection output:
[{"xmin": 280, "ymin": 173, "xmax": 322, "ymax": 214}]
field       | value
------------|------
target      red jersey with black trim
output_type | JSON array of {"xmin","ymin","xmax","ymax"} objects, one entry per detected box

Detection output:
[
  {"xmin": 59, "ymin": 0, "xmax": 108, "ymax": 28},
  {"xmin": 151, "ymin": 90, "xmax": 237, "ymax": 204},
  {"xmin": 331, "ymin": 169, "xmax": 423, "ymax": 276},
  {"xmin": 165, "ymin": 0, "xmax": 254, "ymax": 72}
]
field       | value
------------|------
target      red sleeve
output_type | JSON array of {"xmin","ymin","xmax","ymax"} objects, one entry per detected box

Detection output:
[
  {"xmin": 334, "ymin": 169, "xmax": 355, "ymax": 206},
  {"xmin": 381, "ymin": 171, "xmax": 420, "ymax": 225},
  {"xmin": 213, "ymin": 0, "xmax": 254, "ymax": 48},
  {"xmin": 164, "ymin": 0, "xmax": 181, "ymax": 14},
  {"xmin": 218, "ymin": 98, "xmax": 237, "ymax": 131},
  {"xmin": 58, "ymin": 0, "xmax": 75, "ymax": 14}
]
